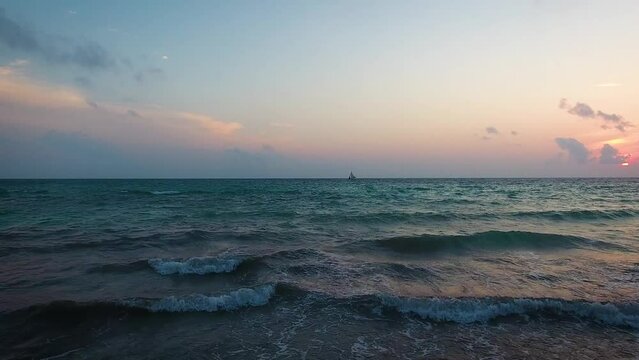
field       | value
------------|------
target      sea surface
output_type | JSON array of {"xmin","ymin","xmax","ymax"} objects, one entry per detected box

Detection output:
[{"xmin": 1, "ymin": 178, "xmax": 638, "ymax": 359}]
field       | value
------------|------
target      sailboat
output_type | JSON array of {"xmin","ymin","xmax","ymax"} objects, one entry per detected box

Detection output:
[{"xmin": 348, "ymin": 171, "xmax": 356, "ymax": 180}]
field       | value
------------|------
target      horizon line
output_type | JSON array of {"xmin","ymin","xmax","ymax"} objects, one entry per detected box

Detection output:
[{"xmin": 1, "ymin": 177, "xmax": 638, "ymax": 181}]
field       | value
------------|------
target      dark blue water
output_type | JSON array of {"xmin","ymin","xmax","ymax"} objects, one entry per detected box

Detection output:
[{"xmin": 1, "ymin": 179, "xmax": 638, "ymax": 359}]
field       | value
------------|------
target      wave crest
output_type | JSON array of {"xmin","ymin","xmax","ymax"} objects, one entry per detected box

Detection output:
[
  {"xmin": 379, "ymin": 296, "xmax": 639, "ymax": 328},
  {"xmin": 148, "ymin": 256, "xmax": 243, "ymax": 275},
  {"xmin": 127, "ymin": 285, "xmax": 276, "ymax": 312}
]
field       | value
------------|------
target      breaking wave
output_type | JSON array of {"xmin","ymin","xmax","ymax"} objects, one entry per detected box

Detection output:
[
  {"xmin": 86, "ymin": 249, "xmax": 323, "ymax": 275},
  {"xmin": 148, "ymin": 257, "xmax": 244, "ymax": 275},
  {"xmin": 4, "ymin": 285, "xmax": 277, "ymax": 320},
  {"xmin": 126, "ymin": 285, "xmax": 276, "ymax": 312},
  {"xmin": 5, "ymin": 284, "xmax": 639, "ymax": 329},
  {"xmin": 378, "ymin": 295, "xmax": 639, "ymax": 328}
]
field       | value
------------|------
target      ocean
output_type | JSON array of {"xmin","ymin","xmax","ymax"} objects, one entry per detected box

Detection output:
[{"xmin": 1, "ymin": 178, "xmax": 638, "ymax": 359}]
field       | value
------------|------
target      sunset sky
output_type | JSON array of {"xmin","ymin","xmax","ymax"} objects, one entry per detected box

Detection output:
[{"xmin": 1, "ymin": 0, "xmax": 637, "ymax": 178}]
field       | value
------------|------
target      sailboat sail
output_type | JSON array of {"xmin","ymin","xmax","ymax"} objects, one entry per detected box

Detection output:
[{"xmin": 349, "ymin": 171, "xmax": 356, "ymax": 180}]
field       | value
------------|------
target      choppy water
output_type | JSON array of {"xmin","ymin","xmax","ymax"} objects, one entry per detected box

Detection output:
[{"xmin": 1, "ymin": 179, "xmax": 638, "ymax": 359}]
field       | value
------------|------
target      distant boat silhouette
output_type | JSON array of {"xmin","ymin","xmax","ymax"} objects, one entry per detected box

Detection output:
[{"xmin": 348, "ymin": 171, "xmax": 356, "ymax": 180}]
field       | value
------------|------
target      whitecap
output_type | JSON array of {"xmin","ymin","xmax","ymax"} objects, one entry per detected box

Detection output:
[
  {"xmin": 150, "ymin": 190, "xmax": 181, "ymax": 195},
  {"xmin": 148, "ymin": 257, "xmax": 242, "ymax": 275},
  {"xmin": 129, "ymin": 285, "xmax": 276, "ymax": 312},
  {"xmin": 380, "ymin": 296, "xmax": 639, "ymax": 328}
]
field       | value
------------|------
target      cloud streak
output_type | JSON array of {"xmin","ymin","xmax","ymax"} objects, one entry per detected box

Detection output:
[
  {"xmin": 0, "ymin": 72, "xmax": 242, "ymax": 144},
  {"xmin": 177, "ymin": 112, "xmax": 243, "ymax": 136},
  {"xmin": 0, "ymin": 8, "xmax": 114, "ymax": 70},
  {"xmin": 597, "ymin": 111, "xmax": 631, "ymax": 132},
  {"xmin": 0, "ymin": 8, "xmax": 38, "ymax": 51},
  {"xmin": 559, "ymin": 98, "xmax": 632, "ymax": 132},
  {"xmin": 0, "ymin": 69, "xmax": 87, "ymax": 108}
]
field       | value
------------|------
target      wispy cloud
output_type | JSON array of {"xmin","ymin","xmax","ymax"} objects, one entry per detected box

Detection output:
[
  {"xmin": 0, "ymin": 69, "xmax": 87, "ymax": 108},
  {"xmin": 0, "ymin": 72, "xmax": 242, "ymax": 141},
  {"xmin": 0, "ymin": 8, "xmax": 38, "ymax": 52},
  {"xmin": 596, "ymin": 111, "xmax": 631, "ymax": 132},
  {"xmin": 0, "ymin": 8, "xmax": 114, "ymax": 70},
  {"xmin": 177, "ymin": 112, "xmax": 242, "ymax": 136},
  {"xmin": 480, "ymin": 126, "xmax": 499, "ymax": 140},
  {"xmin": 559, "ymin": 99, "xmax": 594, "ymax": 118},
  {"xmin": 485, "ymin": 126, "xmax": 499, "ymax": 135},
  {"xmin": 0, "ymin": 8, "xmax": 166, "ymax": 87},
  {"xmin": 595, "ymin": 83, "xmax": 622, "ymax": 87},
  {"xmin": 127, "ymin": 109, "xmax": 141, "ymax": 118},
  {"xmin": 596, "ymin": 111, "xmax": 623, "ymax": 123},
  {"xmin": 569, "ymin": 103, "xmax": 595, "ymax": 118},
  {"xmin": 0, "ymin": 58, "xmax": 28, "ymax": 75},
  {"xmin": 559, "ymin": 98, "xmax": 632, "ymax": 132},
  {"xmin": 555, "ymin": 137, "xmax": 590, "ymax": 164}
]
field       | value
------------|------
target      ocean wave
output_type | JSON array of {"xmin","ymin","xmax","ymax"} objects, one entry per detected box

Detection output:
[
  {"xmin": 85, "ymin": 248, "xmax": 320, "ymax": 275},
  {"xmin": 370, "ymin": 231, "xmax": 626, "ymax": 254},
  {"xmin": 311, "ymin": 207, "xmax": 639, "ymax": 225},
  {"xmin": 86, "ymin": 260, "xmax": 149, "ymax": 274},
  {"xmin": 150, "ymin": 190, "xmax": 181, "ymax": 195},
  {"xmin": 144, "ymin": 248, "xmax": 325, "ymax": 276},
  {"xmin": 312, "ymin": 211, "xmax": 459, "ymax": 225},
  {"xmin": 5, "ymin": 285, "xmax": 639, "ymax": 329},
  {"xmin": 5, "ymin": 285, "xmax": 277, "ymax": 320},
  {"xmin": 0, "ymin": 230, "xmax": 216, "ymax": 256},
  {"xmin": 0, "ymin": 235, "xmax": 161, "ymax": 256},
  {"xmin": 148, "ymin": 256, "xmax": 244, "ymax": 275},
  {"xmin": 201, "ymin": 209, "xmax": 301, "ymax": 219},
  {"xmin": 354, "ymin": 211, "xmax": 455, "ymax": 223},
  {"xmin": 378, "ymin": 296, "xmax": 639, "ymax": 328},
  {"xmin": 511, "ymin": 209, "xmax": 639, "ymax": 221},
  {"xmin": 428, "ymin": 198, "xmax": 478, "ymax": 205},
  {"xmin": 120, "ymin": 189, "xmax": 230, "ymax": 197},
  {"xmin": 126, "ymin": 285, "xmax": 276, "ymax": 312},
  {"xmin": 120, "ymin": 189, "xmax": 183, "ymax": 196}
]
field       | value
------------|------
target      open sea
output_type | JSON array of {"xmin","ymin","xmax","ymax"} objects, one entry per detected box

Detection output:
[{"xmin": 1, "ymin": 178, "xmax": 638, "ymax": 359}]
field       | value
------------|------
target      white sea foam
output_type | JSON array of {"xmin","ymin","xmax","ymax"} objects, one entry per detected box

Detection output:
[
  {"xmin": 150, "ymin": 190, "xmax": 181, "ymax": 195},
  {"xmin": 380, "ymin": 296, "xmax": 639, "ymax": 328},
  {"xmin": 148, "ymin": 257, "xmax": 242, "ymax": 275},
  {"xmin": 133, "ymin": 285, "xmax": 276, "ymax": 312}
]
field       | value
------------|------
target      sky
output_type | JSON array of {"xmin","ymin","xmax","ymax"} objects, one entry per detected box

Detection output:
[{"xmin": 0, "ymin": 0, "xmax": 638, "ymax": 178}]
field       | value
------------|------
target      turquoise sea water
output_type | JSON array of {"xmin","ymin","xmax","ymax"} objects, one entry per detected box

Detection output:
[{"xmin": 1, "ymin": 179, "xmax": 638, "ymax": 358}]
